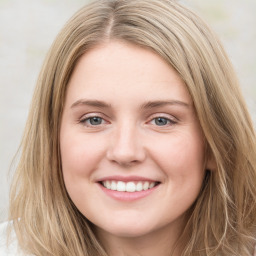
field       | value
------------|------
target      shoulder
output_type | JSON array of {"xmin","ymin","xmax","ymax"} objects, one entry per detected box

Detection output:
[{"xmin": 0, "ymin": 221, "xmax": 24, "ymax": 256}]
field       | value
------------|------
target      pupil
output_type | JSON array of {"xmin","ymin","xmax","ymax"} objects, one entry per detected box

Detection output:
[
  {"xmin": 156, "ymin": 117, "xmax": 167, "ymax": 126},
  {"xmin": 90, "ymin": 117, "xmax": 102, "ymax": 125}
]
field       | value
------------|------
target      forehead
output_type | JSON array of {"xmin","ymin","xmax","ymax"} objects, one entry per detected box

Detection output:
[{"xmin": 65, "ymin": 41, "xmax": 192, "ymax": 107}]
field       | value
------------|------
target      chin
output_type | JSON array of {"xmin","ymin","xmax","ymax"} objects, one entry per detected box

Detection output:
[{"xmin": 92, "ymin": 216, "xmax": 162, "ymax": 239}]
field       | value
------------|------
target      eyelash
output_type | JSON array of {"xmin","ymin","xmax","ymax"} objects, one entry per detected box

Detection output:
[
  {"xmin": 79, "ymin": 114, "xmax": 177, "ymax": 128},
  {"xmin": 79, "ymin": 115, "xmax": 107, "ymax": 127},
  {"xmin": 148, "ymin": 116, "xmax": 177, "ymax": 126}
]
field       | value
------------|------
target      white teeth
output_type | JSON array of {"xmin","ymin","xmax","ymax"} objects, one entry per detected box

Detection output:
[
  {"xmin": 126, "ymin": 182, "xmax": 136, "ymax": 192},
  {"xmin": 149, "ymin": 182, "xmax": 155, "ymax": 189},
  {"xmin": 117, "ymin": 181, "xmax": 126, "ymax": 191},
  {"xmin": 106, "ymin": 181, "xmax": 111, "ymax": 189},
  {"xmin": 111, "ymin": 181, "xmax": 117, "ymax": 190},
  {"xmin": 102, "ymin": 180, "xmax": 158, "ymax": 192},
  {"xmin": 143, "ymin": 181, "xmax": 149, "ymax": 190},
  {"xmin": 136, "ymin": 182, "xmax": 143, "ymax": 192}
]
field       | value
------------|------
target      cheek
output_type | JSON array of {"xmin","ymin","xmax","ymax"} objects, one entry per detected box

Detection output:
[
  {"xmin": 152, "ymin": 132, "xmax": 205, "ymax": 173},
  {"xmin": 60, "ymin": 133, "xmax": 107, "ymax": 211},
  {"xmin": 150, "ymin": 131, "xmax": 206, "ymax": 207},
  {"xmin": 152, "ymin": 134, "xmax": 205, "ymax": 216},
  {"xmin": 60, "ymin": 132, "xmax": 106, "ymax": 178}
]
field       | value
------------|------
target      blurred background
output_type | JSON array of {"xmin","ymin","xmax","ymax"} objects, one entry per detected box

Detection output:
[{"xmin": 0, "ymin": 0, "xmax": 255, "ymax": 222}]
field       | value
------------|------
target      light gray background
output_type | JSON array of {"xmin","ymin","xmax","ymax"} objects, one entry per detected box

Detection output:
[{"xmin": 1, "ymin": 0, "xmax": 256, "ymax": 222}]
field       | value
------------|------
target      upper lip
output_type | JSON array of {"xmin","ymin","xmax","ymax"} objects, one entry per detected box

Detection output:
[{"xmin": 96, "ymin": 175, "xmax": 161, "ymax": 183}]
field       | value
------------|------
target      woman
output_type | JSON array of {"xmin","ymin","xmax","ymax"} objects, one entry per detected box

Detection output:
[{"xmin": 1, "ymin": 0, "xmax": 256, "ymax": 255}]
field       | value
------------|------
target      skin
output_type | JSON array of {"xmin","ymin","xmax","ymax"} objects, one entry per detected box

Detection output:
[{"xmin": 60, "ymin": 41, "xmax": 210, "ymax": 256}]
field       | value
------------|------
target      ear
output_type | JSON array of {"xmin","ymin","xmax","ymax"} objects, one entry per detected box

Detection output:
[
  {"xmin": 205, "ymin": 144, "xmax": 217, "ymax": 171},
  {"xmin": 206, "ymin": 154, "xmax": 216, "ymax": 171},
  {"xmin": 204, "ymin": 143, "xmax": 217, "ymax": 171}
]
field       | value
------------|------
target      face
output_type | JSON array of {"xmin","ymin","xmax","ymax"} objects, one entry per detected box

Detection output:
[{"xmin": 60, "ymin": 41, "xmax": 207, "ymax": 240}]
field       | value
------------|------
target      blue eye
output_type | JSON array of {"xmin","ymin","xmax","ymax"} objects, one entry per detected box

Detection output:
[
  {"xmin": 84, "ymin": 116, "xmax": 103, "ymax": 126},
  {"xmin": 153, "ymin": 117, "xmax": 170, "ymax": 126},
  {"xmin": 150, "ymin": 116, "xmax": 177, "ymax": 127}
]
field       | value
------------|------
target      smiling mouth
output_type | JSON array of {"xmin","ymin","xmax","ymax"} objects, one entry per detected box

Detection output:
[{"xmin": 100, "ymin": 180, "xmax": 160, "ymax": 192}]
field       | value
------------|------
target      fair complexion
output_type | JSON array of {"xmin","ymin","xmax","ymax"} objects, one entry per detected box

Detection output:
[{"xmin": 60, "ymin": 41, "xmax": 209, "ymax": 256}]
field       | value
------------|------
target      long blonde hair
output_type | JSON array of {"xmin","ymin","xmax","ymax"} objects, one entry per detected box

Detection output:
[{"xmin": 9, "ymin": 0, "xmax": 256, "ymax": 255}]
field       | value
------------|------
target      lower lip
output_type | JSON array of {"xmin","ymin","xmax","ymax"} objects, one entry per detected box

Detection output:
[{"xmin": 98, "ymin": 183, "xmax": 159, "ymax": 201}]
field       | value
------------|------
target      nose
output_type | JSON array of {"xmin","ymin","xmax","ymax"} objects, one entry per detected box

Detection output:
[{"xmin": 106, "ymin": 123, "xmax": 146, "ymax": 166}]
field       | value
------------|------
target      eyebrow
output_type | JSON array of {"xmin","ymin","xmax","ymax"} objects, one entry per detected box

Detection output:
[
  {"xmin": 71, "ymin": 99, "xmax": 112, "ymax": 109},
  {"xmin": 70, "ymin": 99, "xmax": 190, "ymax": 110},
  {"xmin": 140, "ymin": 100, "xmax": 190, "ymax": 109}
]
